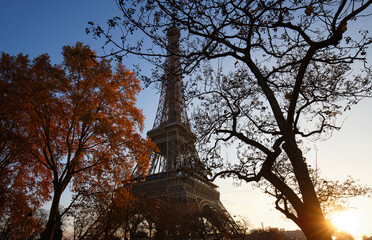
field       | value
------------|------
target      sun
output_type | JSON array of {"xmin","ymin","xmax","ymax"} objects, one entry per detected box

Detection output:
[{"xmin": 330, "ymin": 209, "xmax": 360, "ymax": 236}]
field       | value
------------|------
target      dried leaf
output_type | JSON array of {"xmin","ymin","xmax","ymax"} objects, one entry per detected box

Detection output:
[{"xmin": 305, "ymin": 5, "xmax": 314, "ymax": 16}]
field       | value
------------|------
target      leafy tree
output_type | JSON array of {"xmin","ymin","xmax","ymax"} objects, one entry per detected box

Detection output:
[
  {"xmin": 0, "ymin": 53, "xmax": 52, "ymax": 239},
  {"xmin": 0, "ymin": 42, "xmax": 156, "ymax": 240},
  {"xmin": 87, "ymin": 1, "xmax": 372, "ymax": 240}
]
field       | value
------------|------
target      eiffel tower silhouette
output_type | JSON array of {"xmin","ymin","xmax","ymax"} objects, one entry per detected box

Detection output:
[{"xmin": 132, "ymin": 23, "xmax": 237, "ymax": 239}]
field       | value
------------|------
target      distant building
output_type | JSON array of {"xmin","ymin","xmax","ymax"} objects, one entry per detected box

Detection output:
[{"xmin": 282, "ymin": 229, "xmax": 306, "ymax": 240}]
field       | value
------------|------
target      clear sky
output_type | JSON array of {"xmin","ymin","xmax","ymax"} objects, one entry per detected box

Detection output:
[{"xmin": 1, "ymin": 1, "xmax": 371, "ymax": 239}]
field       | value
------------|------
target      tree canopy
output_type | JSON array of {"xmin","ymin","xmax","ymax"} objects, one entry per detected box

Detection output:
[{"xmin": 0, "ymin": 42, "xmax": 156, "ymax": 239}]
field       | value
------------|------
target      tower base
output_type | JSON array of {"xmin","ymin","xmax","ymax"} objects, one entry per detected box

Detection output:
[{"xmin": 131, "ymin": 172, "xmax": 239, "ymax": 239}]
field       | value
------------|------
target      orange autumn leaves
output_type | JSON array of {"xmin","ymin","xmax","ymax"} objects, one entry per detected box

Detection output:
[
  {"xmin": 1, "ymin": 52, "xmax": 53, "ymax": 238},
  {"xmin": 0, "ymin": 42, "xmax": 156, "ymax": 238}
]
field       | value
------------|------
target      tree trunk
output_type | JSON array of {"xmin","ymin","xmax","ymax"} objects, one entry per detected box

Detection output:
[
  {"xmin": 299, "ymin": 211, "xmax": 333, "ymax": 240},
  {"xmin": 42, "ymin": 187, "xmax": 63, "ymax": 240},
  {"xmin": 283, "ymin": 139, "xmax": 332, "ymax": 240}
]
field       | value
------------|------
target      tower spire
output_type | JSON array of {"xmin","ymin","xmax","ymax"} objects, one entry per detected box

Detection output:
[
  {"xmin": 152, "ymin": 22, "xmax": 189, "ymax": 129},
  {"xmin": 165, "ymin": 22, "xmax": 182, "ymax": 124},
  {"xmin": 147, "ymin": 23, "xmax": 201, "ymax": 174}
]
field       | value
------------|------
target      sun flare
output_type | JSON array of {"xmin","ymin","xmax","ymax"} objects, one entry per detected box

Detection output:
[{"xmin": 330, "ymin": 210, "xmax": 360, "ymax": 236}]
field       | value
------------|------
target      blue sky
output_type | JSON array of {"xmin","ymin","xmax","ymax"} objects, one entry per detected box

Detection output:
[
  {"xmin": 2, "ymin": 1, "xmax": 116, "ymax": 58},
  {"xmin": 1, "ymin": 1, "xmax": 372, "ymax": 238},
  {"xmin": 1, "ymin": 0, "xmax": 158, "ymax": 128}
]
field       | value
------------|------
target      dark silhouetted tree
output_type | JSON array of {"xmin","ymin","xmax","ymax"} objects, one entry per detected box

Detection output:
[{"xmin": 87, "ymin": 1, "xmax": 372, "ymax": 240}]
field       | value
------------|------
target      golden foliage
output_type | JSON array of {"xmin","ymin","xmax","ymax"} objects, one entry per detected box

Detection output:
[{"xmin": 0, "ymin": 42, "xmax": 156, "ymax": 239}]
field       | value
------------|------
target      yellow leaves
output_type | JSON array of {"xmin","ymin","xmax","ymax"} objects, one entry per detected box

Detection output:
[{"xmin": 305, "ymin": 5, "xmax": 314, "ymax": 16}]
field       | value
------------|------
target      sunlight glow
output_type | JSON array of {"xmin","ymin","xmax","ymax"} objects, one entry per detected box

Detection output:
[{"xmin": 330, "ymin": 210, "xmax": 360, "ymax": 236}]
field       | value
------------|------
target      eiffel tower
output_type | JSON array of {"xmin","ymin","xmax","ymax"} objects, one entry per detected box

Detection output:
[{"xmin": 132, "ymin": 23, "xmax": 236, "ymax": 239}]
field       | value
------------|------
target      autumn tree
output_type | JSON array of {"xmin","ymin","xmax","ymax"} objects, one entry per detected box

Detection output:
[
  {"xmin": 0, "ymin": 42, "xmax": 155, "ymax": 240},
  {"xmin": 86, "ymin": 1, "xmax": 372, "ymax": 240},
  {"xmin": 0, "ymin": 53, "xmax": 52, "ymax": 239}
]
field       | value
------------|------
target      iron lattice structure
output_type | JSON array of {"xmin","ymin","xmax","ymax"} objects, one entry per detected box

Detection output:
[
  {"xmin": 132, "ymin": 23, "xmax": 238, "ymax": 239},
  {"xmin": 148, "ymin": 22, "xmax": 204, "ymax": 176}
]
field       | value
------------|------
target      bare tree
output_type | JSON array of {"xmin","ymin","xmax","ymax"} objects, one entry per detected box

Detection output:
[{"xmin": 87, "ymin": 1, "xmax": 372, "ymax": 239}]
